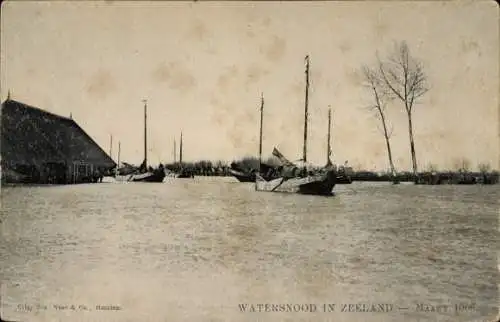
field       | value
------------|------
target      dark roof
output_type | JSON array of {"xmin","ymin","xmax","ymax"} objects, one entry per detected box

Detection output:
[{"xmin": 1, "ymin": 99, "xmax": 116, "ymax": 168}]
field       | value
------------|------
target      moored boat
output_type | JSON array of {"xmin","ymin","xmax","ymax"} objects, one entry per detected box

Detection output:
[
  {"xmin": 175, "ymin": 132, "xmax": 194, "ymax": 179},
  {"xmin": 324, "ymin": 107, "xmax": 352, "ymax": 184},
  {"xmin": 229, "ymin": 168, "xmax": 255, "ymax": 182},
  {"xmin": 129, "ymin": 167, "xmax": 166, "ymax": 182},
  {"xmin": 114, "ymin": 100, "xmax": 165, "ymax": 183},
  {"xmin": 114, "ymin": 169, "xmax": 165, "ymax": 183},
  {"xmin": 254, "ymin": 56, "xmax": 337, "ymax": 196},
  {"xmin": 256, "ymin": 170, "xmax": 336, "ymax": 196},
  {"xmin": 229, "ymin": 159, "xmax": 280, "ymax": 183}
]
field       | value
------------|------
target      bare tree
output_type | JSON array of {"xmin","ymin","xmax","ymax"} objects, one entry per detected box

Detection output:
[
  {"xmin": 377, "ymin": 41, "xmax": 429, "ymax": 177},
  {"xmin": 426, "ymin": 163, "xmax": 438, "ymax": 173},
  {"xmin": 478, "ymin": 162, "xmax": 491, "ymax": 173},
  {"xmin": 361, "ymin": 65, "xmax": 397, "ymax": 179},
  {"xmin": 453, "ymin": 158, "xmax": 471, "ymax": 173}
]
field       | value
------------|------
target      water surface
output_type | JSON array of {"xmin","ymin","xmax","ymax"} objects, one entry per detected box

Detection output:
[{"xmin": 1, "ymin": 178, "xmax": 498, "ymax": 321}]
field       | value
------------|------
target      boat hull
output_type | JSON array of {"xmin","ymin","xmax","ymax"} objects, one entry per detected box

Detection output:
[
  {"xmin": 229, "ymin": 169, "xmax": 280, "ymax": 183},
  {"xmin": 336, "ymin": 175, "xmax": 352, "ymax": 184},
  {"xmin": 229, "ymin": 169, "xmax": 255, "ymax": 182},
  {"xmin": 255, "ymin": 170, "xmax": 336, "ymax": 196},
  {"xmin": 115, "ymin": 171, "xmax": 165, "ymax": 183},
  {"xmin": 132, "ymin": 172, "xmax": 166, "ymax": 182}
]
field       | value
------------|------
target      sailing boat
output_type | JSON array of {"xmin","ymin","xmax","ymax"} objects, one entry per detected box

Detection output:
[
  {"xmin": 176, "ymin": 132, "xmax": 194, "ymax": 178},
  {"xmin": 115, "ymin": 100, "xmax": 166, "ymax": 183},
  {"xmin": 324, "ymin": 107, "xmax": 352, "ymax": 184},
  {"xmin": 255, "ymin": 55, "xmax": 337, "ymax": 196},
  {"xmin": 228, "ymin": 94, "xmax": 280, "ymax": 183}
]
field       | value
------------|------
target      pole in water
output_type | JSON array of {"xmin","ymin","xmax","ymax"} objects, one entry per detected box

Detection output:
[
  {"xmin": 257, "ymin": 92, "xmax": 264, "ymax": 191},
  {"xmin": 259, "ymin": 93, "xmax": 264, "ymax": 167},
  {"xmin": 303, "ymin": 55, "xmax": 310, "ymax": 163},
  {"xmin": 118, "ymin": 141, "xmax": 121, "ymax": 168},
  {"xmin": 142, "ymin": 99, "xmax": 148, "ymax": 169},
  {"xmin": 174, "ymin": 138, "xmax": 177, "ymax": 163},
  {"xmin": 327, "ymin": 105, "xmax": 332, "ymax": 166},
  {"xmin": 179, "ymin": 131, "xmax": 183, "ymax": 165},
  {"xmin": 109, "ymin": 134, "xmax": 113, "ymax": 159}
]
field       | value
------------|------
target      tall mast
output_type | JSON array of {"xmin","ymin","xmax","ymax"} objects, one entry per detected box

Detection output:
[
  {"xmin": 179, "ymin": 132, "xmax": 183, "ymax": 164},
  {"xmin": 109, "ymin": 134, "xmax": 113, "ymax": 159},
  {"xmin": 303, "ymin": 55, "xmax": 310, "ymax": 163},
  {"xmin": 142, "ymin": 99, "xmax": 148, "ymax": 168},
  {"xmin": 174, "ymin": 138, "xmax": 177, "ymax": 163},
  {"xmin": 259, "ymin": 93, "xmax": 264, "ymax": 170},
  {"xmin": 327, "ymin": 106, "xmax": 332, "ymax": 166},
  {"xmin": 118, "ymin": 141, "xmax": 121, "ymax": 168}
]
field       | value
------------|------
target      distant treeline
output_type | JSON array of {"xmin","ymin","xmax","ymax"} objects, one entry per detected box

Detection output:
[
  {"xmin": 159, "ymin": 156, "xmax": 498, "ymax": 184},
  {"xmin": 164, "ymin": 160, "xmax": 230, "ymax": 176},
  {"xmin": 229, "ymin": 156, "xmax": 281, "ymax": 171},
  {"xmin": 162, "ymin": 156, "xmax": 281, "ymax": 176},
  {"xmin": 350, "ymin": 170, "xmax": 499, "ymax": 184}
]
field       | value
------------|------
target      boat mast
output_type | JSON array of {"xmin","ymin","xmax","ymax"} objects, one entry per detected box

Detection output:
[
  {"xmin": 174, "ymin": 138, "xmax": 177, "ymax": 163},
  {"xmin": 109, "ymin": 134, "xmax": 113, "ymax": 159},
  {"xmin": 118, "ymin": 141, "xmax": 121, "ymax": 168},
  {"xmin": 303, "ymin": 55, "xmax": 310, "ymax": 163},
  {"xmin": 259, "ymin": 93, "xmax": 264, "ymax": 171},
  {"xmin": 142, "ymin": 99, "xmax": 148, "ymax": 169},
  {"xmin": 179, "ymin": 132, "xmax": 183, "ymax": 165},
  {"xmin": 327, "ymin": 106, "xmax": 332, "ymax": 166},
  {"xmin": 256, "ymin": 93, "xmax": 264, "ymax": 191}
]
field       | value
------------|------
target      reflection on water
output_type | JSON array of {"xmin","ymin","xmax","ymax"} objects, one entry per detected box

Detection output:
[{"xmin": 1, "ymin": 178, "xmax": 498, "ymax": 322}]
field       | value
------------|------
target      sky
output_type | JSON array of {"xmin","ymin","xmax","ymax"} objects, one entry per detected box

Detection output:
[{"xmin": 1, "ymin": 0, "xmax": 498, "ymax": 171}]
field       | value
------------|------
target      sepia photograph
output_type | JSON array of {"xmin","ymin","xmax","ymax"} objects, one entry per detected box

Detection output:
[{"xmin": 0, "ymin": 1, "xmax": 498, "ymax": 321}]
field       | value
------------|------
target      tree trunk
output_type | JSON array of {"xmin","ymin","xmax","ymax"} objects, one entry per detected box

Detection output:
[
  {"xmin": 385, "ymin": 137, "xmax": 396, "ymax": 176},
  {"xmin": 407, "ymin": 112, "xmax": 418, "ymax": 178},
  {"xmin": 380, "ymin": 112, "xmax": 396, "ymax": 181}
]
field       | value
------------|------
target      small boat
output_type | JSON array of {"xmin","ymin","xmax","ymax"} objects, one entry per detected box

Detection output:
[
  {"xmin": 227, "ymin": 97, "xmax": 282, "ymax": 184},
  {"xmin": 229, "ymin": 168, "xmax": 255, "ymax": 182},
  {"xmin": 256, "ymin": 148, "xmax": 337, "ymax": 195},
  {"xmin": 175, "ymin": 131, "xmax": 194, "ymax": 178},
  {"xmin": 114, "ymin": 100, "xmax": 165, "ymax": 183},
  {"xmin": 228, "ymin": 161, "xmax": 258, "ymax": 182},
  {"xmin": 229, "ymin": 165, "xmax": 281, "ymax": 183},
  {"xmin": 256, "ymin": 170, "xmax": 337, "ymax": 195},
  {"xmin": 324, "ymin": 108, "xmax": 352, "ymax": 184},
  {"xmin": 129, "ymin": 167, "xmax": 166, "ymax": 182},
  {"xmin": 335, "ymin": 174, "xmax": 353, "ymax": 184},
  {"xmin": 255, "ymin": 56, "xmax": 337, "ymax": 196}
]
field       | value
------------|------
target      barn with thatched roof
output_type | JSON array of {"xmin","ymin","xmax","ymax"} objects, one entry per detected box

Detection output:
[{"xmin": 1, "ymin": 98, "xmax": 116, "ymax": 184}]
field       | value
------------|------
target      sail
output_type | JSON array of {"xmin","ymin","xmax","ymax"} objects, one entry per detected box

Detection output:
[
  {"xmin": 272, "ymin": 147, "xmax": 296, "ymax": 167},
  {"xmin": 122, "ymin": 162, "xmax": 135, "ymax": 168},
  {"xmin": 325, "ymin": 147, "xmax": 333, "ymax": 167},
  {"xmin": 139, "ymin": 159, "xmax": 147, "ymax": 171}
]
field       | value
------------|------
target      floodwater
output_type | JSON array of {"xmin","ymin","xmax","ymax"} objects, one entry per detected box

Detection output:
[{"xmin": 1, "ymin": 177, "xmax": 498, "ymax": 322}]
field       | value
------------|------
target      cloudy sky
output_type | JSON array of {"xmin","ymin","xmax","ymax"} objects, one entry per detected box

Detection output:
[{"xmin": 1, "ymin": 1, "xmax": 498, "ymax": 171}]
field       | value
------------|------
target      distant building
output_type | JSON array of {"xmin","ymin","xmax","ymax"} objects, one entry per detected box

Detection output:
[{"xmin": 1, "ymin": 99, "xmax": 116, "ymax": 184}]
